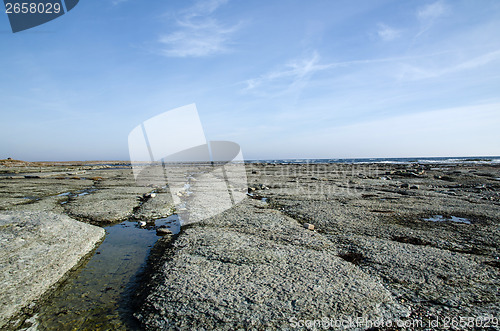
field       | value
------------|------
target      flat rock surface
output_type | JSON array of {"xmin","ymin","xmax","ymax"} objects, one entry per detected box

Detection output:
[
  {"xmin": 64, "ymin": 187, "xmax": 152, "ymax": 224},
  {"xmin": 0, "ymin": 166, "xmax": 174, "ymax": 224},
  {"xmin": 0, "ymin": 211, "xmax": 105, "ymax": 328},
  {"xmin": 137, "ymin": 162, "xmax": 500, "ymax": 329},
  {"xmin": 134, "ymin": 192, "xmax": 175, "ymax": 220},
  {"xmin": 0, "ymin": 163, "xmax": 175, "ymax": 328},
  {"xmin": 1, "ymin": 161, "xmax": 499, "ymax": 329},
  {"xmin": 136, "ymin": 199, "xmax": 408, "ymax": 329}
]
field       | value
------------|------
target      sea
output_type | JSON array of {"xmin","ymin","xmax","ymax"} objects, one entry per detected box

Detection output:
[{"xmin": 246, "ymin": 156, "xmax": 500, "ymax": 165}]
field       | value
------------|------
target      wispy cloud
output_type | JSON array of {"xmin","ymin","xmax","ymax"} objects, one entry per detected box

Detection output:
[
  {"xmin": 186, "ymin": 0, "xmax": 227, "ymax": 16},
  {"xmin": 243, "ymin": 52, "xmax": 437, "ymax": 94},
  {"xmin": 111, "ymin": 0, "xmax": 132, "ymax": 5},
  {"xmin": 399, "ymin": 49, "xmax": 500, "ymax": 80},
  {"xmin": 377, "ymin": 23, "xmax": 401, "ymax": 41},
  {"xmin": 415, "ymin": 1, "xmax": 449, "ymax": 38},
  {"xmin": 417, "ymin": 1, "xmax": 447, "ymax": 21},
  {"xmin": 158, "ymin": 0, "xmax": 240, "ymax": 57},
  {"xmin": 243, "ymin": 52, "xmax": 330, "ymax": 94},
  {"xmin": 375, "ymin": 2, "xmax": 449, "ymax": 44}
]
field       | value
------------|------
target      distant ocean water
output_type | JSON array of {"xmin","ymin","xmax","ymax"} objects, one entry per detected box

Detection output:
[
  {"xmin": 247, "ymin": 156, "xmax": 500, "ymax": 165},
  {"xmin": 123, "ymin": 156, "xmax": 500, "ymax": 167}
]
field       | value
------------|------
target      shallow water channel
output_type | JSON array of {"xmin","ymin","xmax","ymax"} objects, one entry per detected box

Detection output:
[{"xmin": 25, "ymin": 215, "xmax": 180, "ymax": 330}]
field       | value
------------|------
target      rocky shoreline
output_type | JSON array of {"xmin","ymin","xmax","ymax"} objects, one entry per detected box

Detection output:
[
  {"xmin": 0, "ymin": 160, "xmax": 498, "ymax": 329},
  {"xmin": 135, "ymin": 162, "xmax": 499, "ymax": 329},
  {"xmin": 0, "ymin": 161, "xmax": 174, "ymax": 329}
]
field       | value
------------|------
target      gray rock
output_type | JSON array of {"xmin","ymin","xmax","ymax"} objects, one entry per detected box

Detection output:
[
  {"xmin": 136, "ymin": 162, "xmax": 500, "ymax": 328},
  {"xmin": 135, "ymin": 199, "xmax": 408, "ymax": 329},
  {"xmin": 65, "ymin": 187, "xmax": 151, "ymax": 224},
  {"xmin": 0, "ymin": 211, "xmax": 105, "ymax": 328},
  {"xmin": 303, "ymin": 223, "xmax": 315, "ymax": 230},
  {"xmin": 134, "ymin": 192, "xmax": 175, "ymax": 221},
  {"xmin": 2, "ymin": 162, "xmax": 499, "ymax": 328},
  {"xmin": 346, "ymin": 235, "xmax": 499, "ymax": 310},
  {"xmin": 156, "ymin": 227, "xmax": 173, "ymax": 235}
]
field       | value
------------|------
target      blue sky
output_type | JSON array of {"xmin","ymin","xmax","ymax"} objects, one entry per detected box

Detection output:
[{"xmin": 1, "ymin": 0, "xmax": 499, "ymax": 161}]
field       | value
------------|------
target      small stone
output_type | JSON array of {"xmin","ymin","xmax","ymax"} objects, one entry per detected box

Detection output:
[
  {"xmin": 303, "ymin": 223, "xmax": 314, "ymax": 230},
  {"xmin": 156, "ymin": 227, "xmax": 172, "ymax": 235},
  {"xmin": 150, "ymin": 193, "xmax": 157, "ymax": 198},
  {"xmin": 138, "ymin": 221, "xmax": 147, "ymax": 227},
  {"xmin": 400, "ymin": 183, "xmax": 410, "ymax": 188}
]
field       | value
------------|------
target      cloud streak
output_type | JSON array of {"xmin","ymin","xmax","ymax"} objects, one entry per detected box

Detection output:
[
  {"xmin": 417, "ymin": 1, "xmax": 447, "ymax": 21},
  {"xmin": 159, "ymin": 0, "xmax": 239, "ymax": 57},
  {"xmin": 242, "ymin": 52, "xmax": 331, "ymax": 95},
  {"xmin": 399, "ymin": 49, "xmax": 500, "ymax": 80},
  {"xmin": 242, "ymin": 51, "xmax": 449, "ymax": 94},
  {"xmin": 415, "ymin": 0, "xmax": 449, "ymax": 38},
  {"xmin": 377, "ymin": 23, "xmax": 401, "ymax": 41},
  {"xmin": 111, "ymin": 0, "xmax": 129, "ymax": 5}
]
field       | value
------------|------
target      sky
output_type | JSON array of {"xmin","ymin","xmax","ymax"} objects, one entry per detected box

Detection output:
[{"xmin": 0, "ymin": 0, "xmax": 499, "ymax": 161}]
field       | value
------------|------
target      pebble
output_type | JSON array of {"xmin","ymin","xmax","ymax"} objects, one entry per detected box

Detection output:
[
  {"xmin": 303, "ymin": 223, "xmax": 315, "ymax": 230},
  {"xmin": 156, "ymin": 227, "xmax": 172, "ymax": 235}
]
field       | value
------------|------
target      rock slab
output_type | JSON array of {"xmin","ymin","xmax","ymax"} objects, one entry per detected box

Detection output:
[
  {"xmin": 0, "ymin": 211, "xmax": 105, "ymax": 328},
  {"xmin": 135, "ymin": 200, "xmax": 408, "ymax": 329}
]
